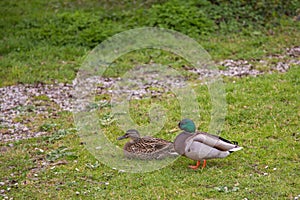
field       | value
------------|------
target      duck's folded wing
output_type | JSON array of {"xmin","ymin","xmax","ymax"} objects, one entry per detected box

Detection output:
[
  {"xmin": 141, "ymin": 137, "xmax": 173, "ymax": 152},
  {"xmin": 202, "ymin": 132, "xmax": 240, "ymax": 145},
  {"xmin": 191, "ymin": 132, "xmax": 239, "ymax": 151}
]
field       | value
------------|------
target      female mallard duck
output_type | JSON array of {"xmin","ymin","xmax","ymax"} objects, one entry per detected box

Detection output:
[
  {"xmin": 174, "ymin": 119, "xmax": 243, "ymax": 169},
  {"xmin": 117, "ymin": 129, "xmax": 178, "ymax": 160}
]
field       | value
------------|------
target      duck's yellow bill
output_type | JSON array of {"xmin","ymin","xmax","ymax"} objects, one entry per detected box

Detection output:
[{"xmin": 169, "ymin": 127, "xmax": 179, "ymax": 133}]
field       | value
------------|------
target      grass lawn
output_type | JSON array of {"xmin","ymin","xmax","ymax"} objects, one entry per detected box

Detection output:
[
  {"xmin": 0, "ymin": 0, "xmax": 299, "ymax": 199},
  {"xmin": 1, "ymin": 66, "xmax": 299, "ymax": 199}
]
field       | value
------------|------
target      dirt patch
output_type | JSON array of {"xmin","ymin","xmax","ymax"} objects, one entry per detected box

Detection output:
[{"xmin": 0, "ymin": 46, "xmax": 299, "ymax": 142}]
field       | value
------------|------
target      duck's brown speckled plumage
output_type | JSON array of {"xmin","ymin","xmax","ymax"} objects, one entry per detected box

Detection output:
[{"xmin": 117, "ymin": 129, "xmax": 178, "ymax": 160}]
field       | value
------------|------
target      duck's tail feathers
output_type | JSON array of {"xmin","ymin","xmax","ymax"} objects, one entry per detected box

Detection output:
[{"xmin": 229, "ymin": 146, "xmax": 243, "ymax": 153}]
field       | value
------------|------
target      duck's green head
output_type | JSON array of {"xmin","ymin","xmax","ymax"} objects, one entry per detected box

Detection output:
[
  {"xmin": 117, "ymin": 129, "xmax": 140, "ymax": 140},
  {"xmin": 178, "ymin": 119, "xmax": 196, "ymax": 133}
]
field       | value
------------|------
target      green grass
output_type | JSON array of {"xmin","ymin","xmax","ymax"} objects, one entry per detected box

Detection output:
[
  {"xmin": 1, "ymin": 67, "xmax": 299, "ymax": 199},
  {"xmin": 1, "ymin": 0, "xmax": 300, "ymax": 199},
  {"xmin": 2, "ymin": 24, "xmax": 299, "ymax": 86},
  {"xmin": 1, "ymin": 0, "xmax": 300, "ymax": 86}
]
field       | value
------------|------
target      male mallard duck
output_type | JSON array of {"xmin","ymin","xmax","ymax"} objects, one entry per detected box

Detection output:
[
  {"xmin": 117, "ymin": 129, "xmax": 178, "ymax": 160},
  {"xmin": 174, "ymin": 119, "xmax": 243, "ymax": 169}
]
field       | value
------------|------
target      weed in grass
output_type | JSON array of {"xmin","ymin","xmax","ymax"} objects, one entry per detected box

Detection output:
[
  {"xmin": 39, "ymin": 123, "xmax": 58, "ymax": 132},
  {"xmin": 46, "ymin": 146, "xmax": 77, "ymax": 162}
]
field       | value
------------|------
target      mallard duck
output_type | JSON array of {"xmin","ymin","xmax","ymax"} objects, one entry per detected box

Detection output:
[
  {"xmin": 117, "ymin": 129, "xmax": 178, "ymax": 160},
  {"xmin": 174, "ymin": 119, "xmax": 243, "ymax": 169}
]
